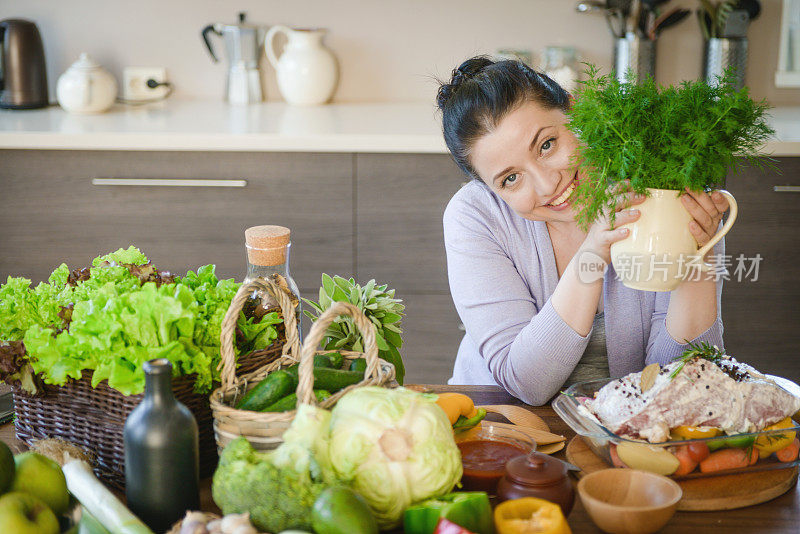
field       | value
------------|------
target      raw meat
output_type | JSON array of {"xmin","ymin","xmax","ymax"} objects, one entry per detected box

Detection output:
[{"xmin": 584, "ymin": 356, "xmax": 800, "ymax": 443}]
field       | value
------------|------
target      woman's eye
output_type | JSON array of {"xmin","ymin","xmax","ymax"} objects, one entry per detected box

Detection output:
[
  {"xmin": 501, "ymin": 173, "xmax": 518, "ymax": 188},
  {"xmin": 541, "ymin": 138, "xmax": 555, "ymax": 153}
]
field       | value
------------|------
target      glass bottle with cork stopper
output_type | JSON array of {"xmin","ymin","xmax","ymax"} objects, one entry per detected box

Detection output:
[{"xmin": 244, "ymin": 225, "xmax": 301, "ymax": 332}]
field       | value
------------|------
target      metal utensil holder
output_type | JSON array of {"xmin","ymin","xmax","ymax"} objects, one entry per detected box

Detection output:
[
  {"xmin": 704, "ymin": 37, "xmax": 748, "ymax": 90},
  {"xmin": 614, "ymin": 35, "xmax": 656, "ymax": 84}
]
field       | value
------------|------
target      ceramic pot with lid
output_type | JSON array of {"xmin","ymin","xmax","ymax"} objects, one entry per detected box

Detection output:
[
  {"xmin": 496, "ymin": 451, "xmax": 575, "ymax": 516},
  {"xmin": 56, "ymin": 53, "xmax": 117, "ymax": 114}
]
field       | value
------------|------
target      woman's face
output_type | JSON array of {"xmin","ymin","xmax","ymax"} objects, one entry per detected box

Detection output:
[{"xmin": 470, "ymin": 100, "xmax": 583, "ymax": 224}]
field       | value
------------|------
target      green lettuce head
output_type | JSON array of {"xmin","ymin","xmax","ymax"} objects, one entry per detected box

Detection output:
[{"xmin": 325, "ymin": 387, "xmax": 462, "ymax": 528}]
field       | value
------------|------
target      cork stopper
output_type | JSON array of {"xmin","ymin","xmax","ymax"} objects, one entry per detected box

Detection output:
[{"xmin": 245, "ymin": 225, "xmax": 291, "ymax": 266}]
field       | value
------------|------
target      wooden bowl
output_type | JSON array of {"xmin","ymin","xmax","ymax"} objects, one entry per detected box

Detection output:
[{"xmin": 577, "ymin": 468, "xmax": 682, "ymax": 534}]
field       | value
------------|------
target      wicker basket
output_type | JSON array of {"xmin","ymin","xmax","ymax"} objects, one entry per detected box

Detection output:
[
  {"xmin": 210, "ymin": 278, "xmax": 396, "ymax": 451},
  {"xmin": 12, "ymin": 332, "xmax": 284, "ymax": 490}
]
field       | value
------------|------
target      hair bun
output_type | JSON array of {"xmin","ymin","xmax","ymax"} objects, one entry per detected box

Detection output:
[{"xmin": 437, "ymin": 56, "xmax": 495, "ymax": 110}]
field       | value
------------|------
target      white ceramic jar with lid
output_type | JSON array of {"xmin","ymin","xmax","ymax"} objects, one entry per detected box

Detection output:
[{"xmin": 56, "ymin": 53, "xmax": 118, "ymax": 113}]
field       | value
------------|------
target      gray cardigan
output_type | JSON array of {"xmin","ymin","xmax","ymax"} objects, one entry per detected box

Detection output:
[{"xmin": 443, "ymin": 181, "xmax": 725, "ymax": 406}]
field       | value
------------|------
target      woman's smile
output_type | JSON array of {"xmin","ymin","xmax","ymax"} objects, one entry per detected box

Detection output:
[{"xmin": 544, "ymin": 170, "xmax": 579, "ymax": 211}]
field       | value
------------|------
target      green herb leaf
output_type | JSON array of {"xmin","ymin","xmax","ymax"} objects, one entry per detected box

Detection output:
[{"xmin": 567, "ymin": 64, "xmax": 775, "ymax": 230}]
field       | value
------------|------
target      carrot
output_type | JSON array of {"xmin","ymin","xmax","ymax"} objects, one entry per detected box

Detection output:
[
  {"xmin": 673, "ymin": 445, "xmax": 699, "ymax": 476},
  {"xmin": 748, "ymin": 446, "xmax": 759, "ymax": 465},
  {"xmin": 699, "ymin": 448, "xmax": 753, "ymax": 473},
  {"xmin": 609, "ymin": 444, "xmax": 627, "ymax": 468},
  {"xmin": 776, "ymin": 438, "xmax": 800, "ymax": 463}
]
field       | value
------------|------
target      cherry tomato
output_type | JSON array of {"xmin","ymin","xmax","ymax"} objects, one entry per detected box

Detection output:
[{"xmin": 686, "ymin": 442, "xmax": 710, "ymax": 463}]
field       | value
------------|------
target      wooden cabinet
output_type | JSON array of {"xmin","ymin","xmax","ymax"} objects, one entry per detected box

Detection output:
[
  {"xmin": 3, "ymin": 149, "xmax": 796, "ymax": 385},
  {"xmin": 722, "ymin": 158, "xmax": 800, "ymax": 383},
  {"xmin": 355, "ymin": 154, "xmax": 464, "ymax": 293},
  {"xmin": 0, "ymin": 150, "xmax": 353, "ymax": 292}
]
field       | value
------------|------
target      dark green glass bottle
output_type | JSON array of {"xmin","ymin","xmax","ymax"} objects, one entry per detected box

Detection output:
[{"xmin": 124, "ymin": 359, "xmax": 199, "ymax": 532}]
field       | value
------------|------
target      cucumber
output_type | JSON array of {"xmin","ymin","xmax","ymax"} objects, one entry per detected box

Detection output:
[
  {"xmin": 285, "ymin": 354, "xmax": 336, "ymax": 377},
  {"xmin": 325, "ymin": 351, "xmax": 345, "ymax": 369},
  {"xmin": 349, "ymin": 358, "xmax": 367, "ymax": 374},
  {"xmin": 311, "ymin": 367, "xmax": 365, "ymax": 392},
  {"xmin": 261, "ymin": 390, "xmax": 332, "ymax": 412},
  {"xmin": 235, "ymin": 370, "xmax": 296, "ymax": 411}
]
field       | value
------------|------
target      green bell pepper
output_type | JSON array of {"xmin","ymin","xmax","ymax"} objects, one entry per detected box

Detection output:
[
  {"xmin": 707, "ymin": 434, "xmax": 756, "ymax": 452},
  {"xmin": 452, "ymin": 408, "xmax": 487, "ymax": 433},
  {"xmin": 403, "ymin": 492, "xmax": 493, "ymax": 534}
]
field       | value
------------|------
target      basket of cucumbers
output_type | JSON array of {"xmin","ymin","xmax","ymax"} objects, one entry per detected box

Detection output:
[{"xmin": 210, "ymin": 278, "xmax": 396, "ymax": 451}]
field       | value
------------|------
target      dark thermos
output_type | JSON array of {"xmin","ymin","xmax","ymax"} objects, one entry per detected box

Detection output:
[
  {"xmin": 0, "ymin": 19, "xmax": 49, "ymax": 109},
  {"xmin": 124, "ymin": 359, "xmax": 199, "ymax": 532}
]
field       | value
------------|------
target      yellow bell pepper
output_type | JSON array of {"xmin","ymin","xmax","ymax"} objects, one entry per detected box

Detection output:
[
  {"xmin": 494, "ymin": 497, "xmax": 571, "ymax": 534},
  {"xmin": 755, "ymin": 417, "xmax": 796, "ymax": 458},
  {"xmin": 670, "ymin": 425, "xmax": 721, "ymax": 440}
]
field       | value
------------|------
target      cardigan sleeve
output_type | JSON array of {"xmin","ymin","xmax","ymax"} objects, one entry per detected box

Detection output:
[
  {"xmin": 645, "ymin": 236, "xmax": 726, "ymax": 366},
  {"xmin": 443, "ymin": 189, "xmax": 591, "ymax": 405}
]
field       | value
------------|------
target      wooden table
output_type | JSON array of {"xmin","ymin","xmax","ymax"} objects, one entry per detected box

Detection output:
[{"xmin": 2, "ymin": 384, "xmax": 798, "ymax": 533}]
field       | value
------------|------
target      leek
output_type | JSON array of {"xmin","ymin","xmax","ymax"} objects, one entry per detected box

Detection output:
[{"xmin": 63, "ymin": 459, "xmax": 154, "ymax": 534}]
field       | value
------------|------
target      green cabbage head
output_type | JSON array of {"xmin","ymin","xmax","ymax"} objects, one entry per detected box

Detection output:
[{"xmin": 324, "ymin": 386, "xmax": 462, "ymax": 528}]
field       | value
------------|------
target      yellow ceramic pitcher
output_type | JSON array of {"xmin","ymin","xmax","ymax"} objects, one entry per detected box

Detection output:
[{"xmin": 609, "ymin": 188, "xmax": 738, "ymax": 292}]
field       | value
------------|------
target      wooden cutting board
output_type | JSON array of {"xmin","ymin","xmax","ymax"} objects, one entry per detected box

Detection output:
[{"xmin": 566, "ymin": 436, "xmax": 799, "ymax": 511}]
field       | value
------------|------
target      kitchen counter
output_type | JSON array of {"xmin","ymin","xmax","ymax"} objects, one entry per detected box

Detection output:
[
  {"xmin": 1, "ymin": 100, "xmax": 800, "ymax": 155},
  {"xmin": 0, "ymin": 100, "xmax": 447, "ymax": 153},
  {"xmin": 2, "ymin": 384, "xmax": 799, "ymax": 533}
]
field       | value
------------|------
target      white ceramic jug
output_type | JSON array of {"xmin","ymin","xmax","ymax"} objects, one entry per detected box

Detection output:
[
  {"xmin": 56, "ymin": 53, "xmax": 118, "ymax": 114},
  {"xmin": 609, "ymin": 188, "xmax": 738, "ymax": 292},
  {"xmin": 265, "ymin": 26, "xmax": 338, "ymax": 105}
]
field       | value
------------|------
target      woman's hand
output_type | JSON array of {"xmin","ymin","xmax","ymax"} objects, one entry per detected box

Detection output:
[
  {"xmin": 680, "ymin": 188, "xmax": 730, "ymax": 249},
  {"xmin": 580, "ymin": 186, "xmax": 646, "ymax": 265}
]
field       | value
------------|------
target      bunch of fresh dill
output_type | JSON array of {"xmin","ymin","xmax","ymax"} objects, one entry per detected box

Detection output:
[{"xmin": 566, "ymin": 65, "xmax": 774, "ymax": 230}]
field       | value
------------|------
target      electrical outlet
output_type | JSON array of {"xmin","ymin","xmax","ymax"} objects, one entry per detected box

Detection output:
[{"xmin": 123, "ymin": 67, "xmax": 169, "ymax": 101}]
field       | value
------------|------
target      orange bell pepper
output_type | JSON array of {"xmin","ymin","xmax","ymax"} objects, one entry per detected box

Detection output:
[
  {"xmin": 436, "ymin": 393, "xmax": 478, "ymax": 424},
  {"xmin": 494, "ymin": 498, "xmax": 571, "ymax": 534}
]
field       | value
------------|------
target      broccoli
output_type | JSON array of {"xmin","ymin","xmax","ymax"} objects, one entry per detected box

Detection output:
[{"xmin": 212, "ymin": 437, "xmax": 326, "ymax": 533}]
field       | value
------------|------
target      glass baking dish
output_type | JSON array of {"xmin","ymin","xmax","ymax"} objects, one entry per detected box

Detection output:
[{"xmin": 552, "ymin": 376, "xmax": 800, "ymax": 479}]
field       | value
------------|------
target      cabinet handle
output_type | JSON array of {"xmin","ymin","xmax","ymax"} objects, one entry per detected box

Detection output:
[
  {"xmin": 92, "ymin": 178, "xmax": 247, "ymax": 187},
  {"xmin": 773, "ymin": 185, "xmax": 800, "ymax": 193}
]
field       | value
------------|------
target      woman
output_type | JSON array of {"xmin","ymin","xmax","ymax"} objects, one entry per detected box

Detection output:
[{"xmin": 438, "ymin": 57, "xmax": 729, "ymax": 405}]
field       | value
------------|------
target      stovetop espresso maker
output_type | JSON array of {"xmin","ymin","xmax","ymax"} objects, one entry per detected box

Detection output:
[{"xmin": 202, "ymin": 12, "xmax": 267, "ymax": 105}]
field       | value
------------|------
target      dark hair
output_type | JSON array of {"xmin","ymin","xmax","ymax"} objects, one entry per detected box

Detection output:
[{"xmin": 437, "ymin": 56, "xmax": 571, "ymax": 179}]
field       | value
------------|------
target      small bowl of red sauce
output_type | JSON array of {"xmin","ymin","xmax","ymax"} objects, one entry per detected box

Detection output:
[{"xmin": 455, "ymin": 422, "xmax": 536, "ymax": 494}]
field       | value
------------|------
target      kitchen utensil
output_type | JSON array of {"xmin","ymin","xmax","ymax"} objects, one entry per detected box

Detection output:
[
  {"xmin": 455, "ymin": 422, "xmax": 537, "ymax": 493},
  {"xmin": 56, "ymin": 53, "xmax": 118, "ymax": 114},
  {"xmin": 485, "ymin": 421, "xmax": 566, "ymax": 446},
  {"xmin": 265, "ymin": 25, "xmax": 339, "ymax": 105},
  {"xmin": 614, "ymin": 34, "xmax": 656, "ymax": 84},
  {"xmin": 497, "ymin": 451, "xmax": 576, "ymax": 516},
  {"xmin": 721, "ymin": 9, "xmax": 750, "ymax": 38},
  {"xmin": 568, "ymin": 436, "xmax": 800, "ymax": 511},
  {"xmin": 577, "ymin": 469, "xmax": 682, "ymax": 534},
  {"xmin": 478, "ymin": 404, "xmax": 551, "ymax": 432},
  {"xmin": 705, "ymin": 37, "xmax": 748, "ymax": 90},
  {"xmin": 0, "ymin": 19, "xmax": 48, "ymax": 109},
  {"xmin": 201, "ymin": 12, "xmax": 267, "ymax": 105},
  {"xmin": 553, "ymin": 375, "xmax": 800, "ymax": 481},
  {"xmin": 649, "ymin": 8, "xmax": 691, "ymax": 39},
  {"xmin": 575, "ymin": 1, "xmax": 607, "ymax": 13},
  {"xmin": 737, "ymin": 0, "xmax": 761, "ymax": 20}
]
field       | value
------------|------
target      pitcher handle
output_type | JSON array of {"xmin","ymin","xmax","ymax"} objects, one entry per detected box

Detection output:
[
  {"xmin": 265, "ymin": 25, "xmax": 291, "ymax": 70},
  {"xmin": 695, "ymin": 189, "xmax": 738, "ymax": 264},
  {"xmin": 201, "ymin": 24, "xmax": 222, "ymax": 62}
]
